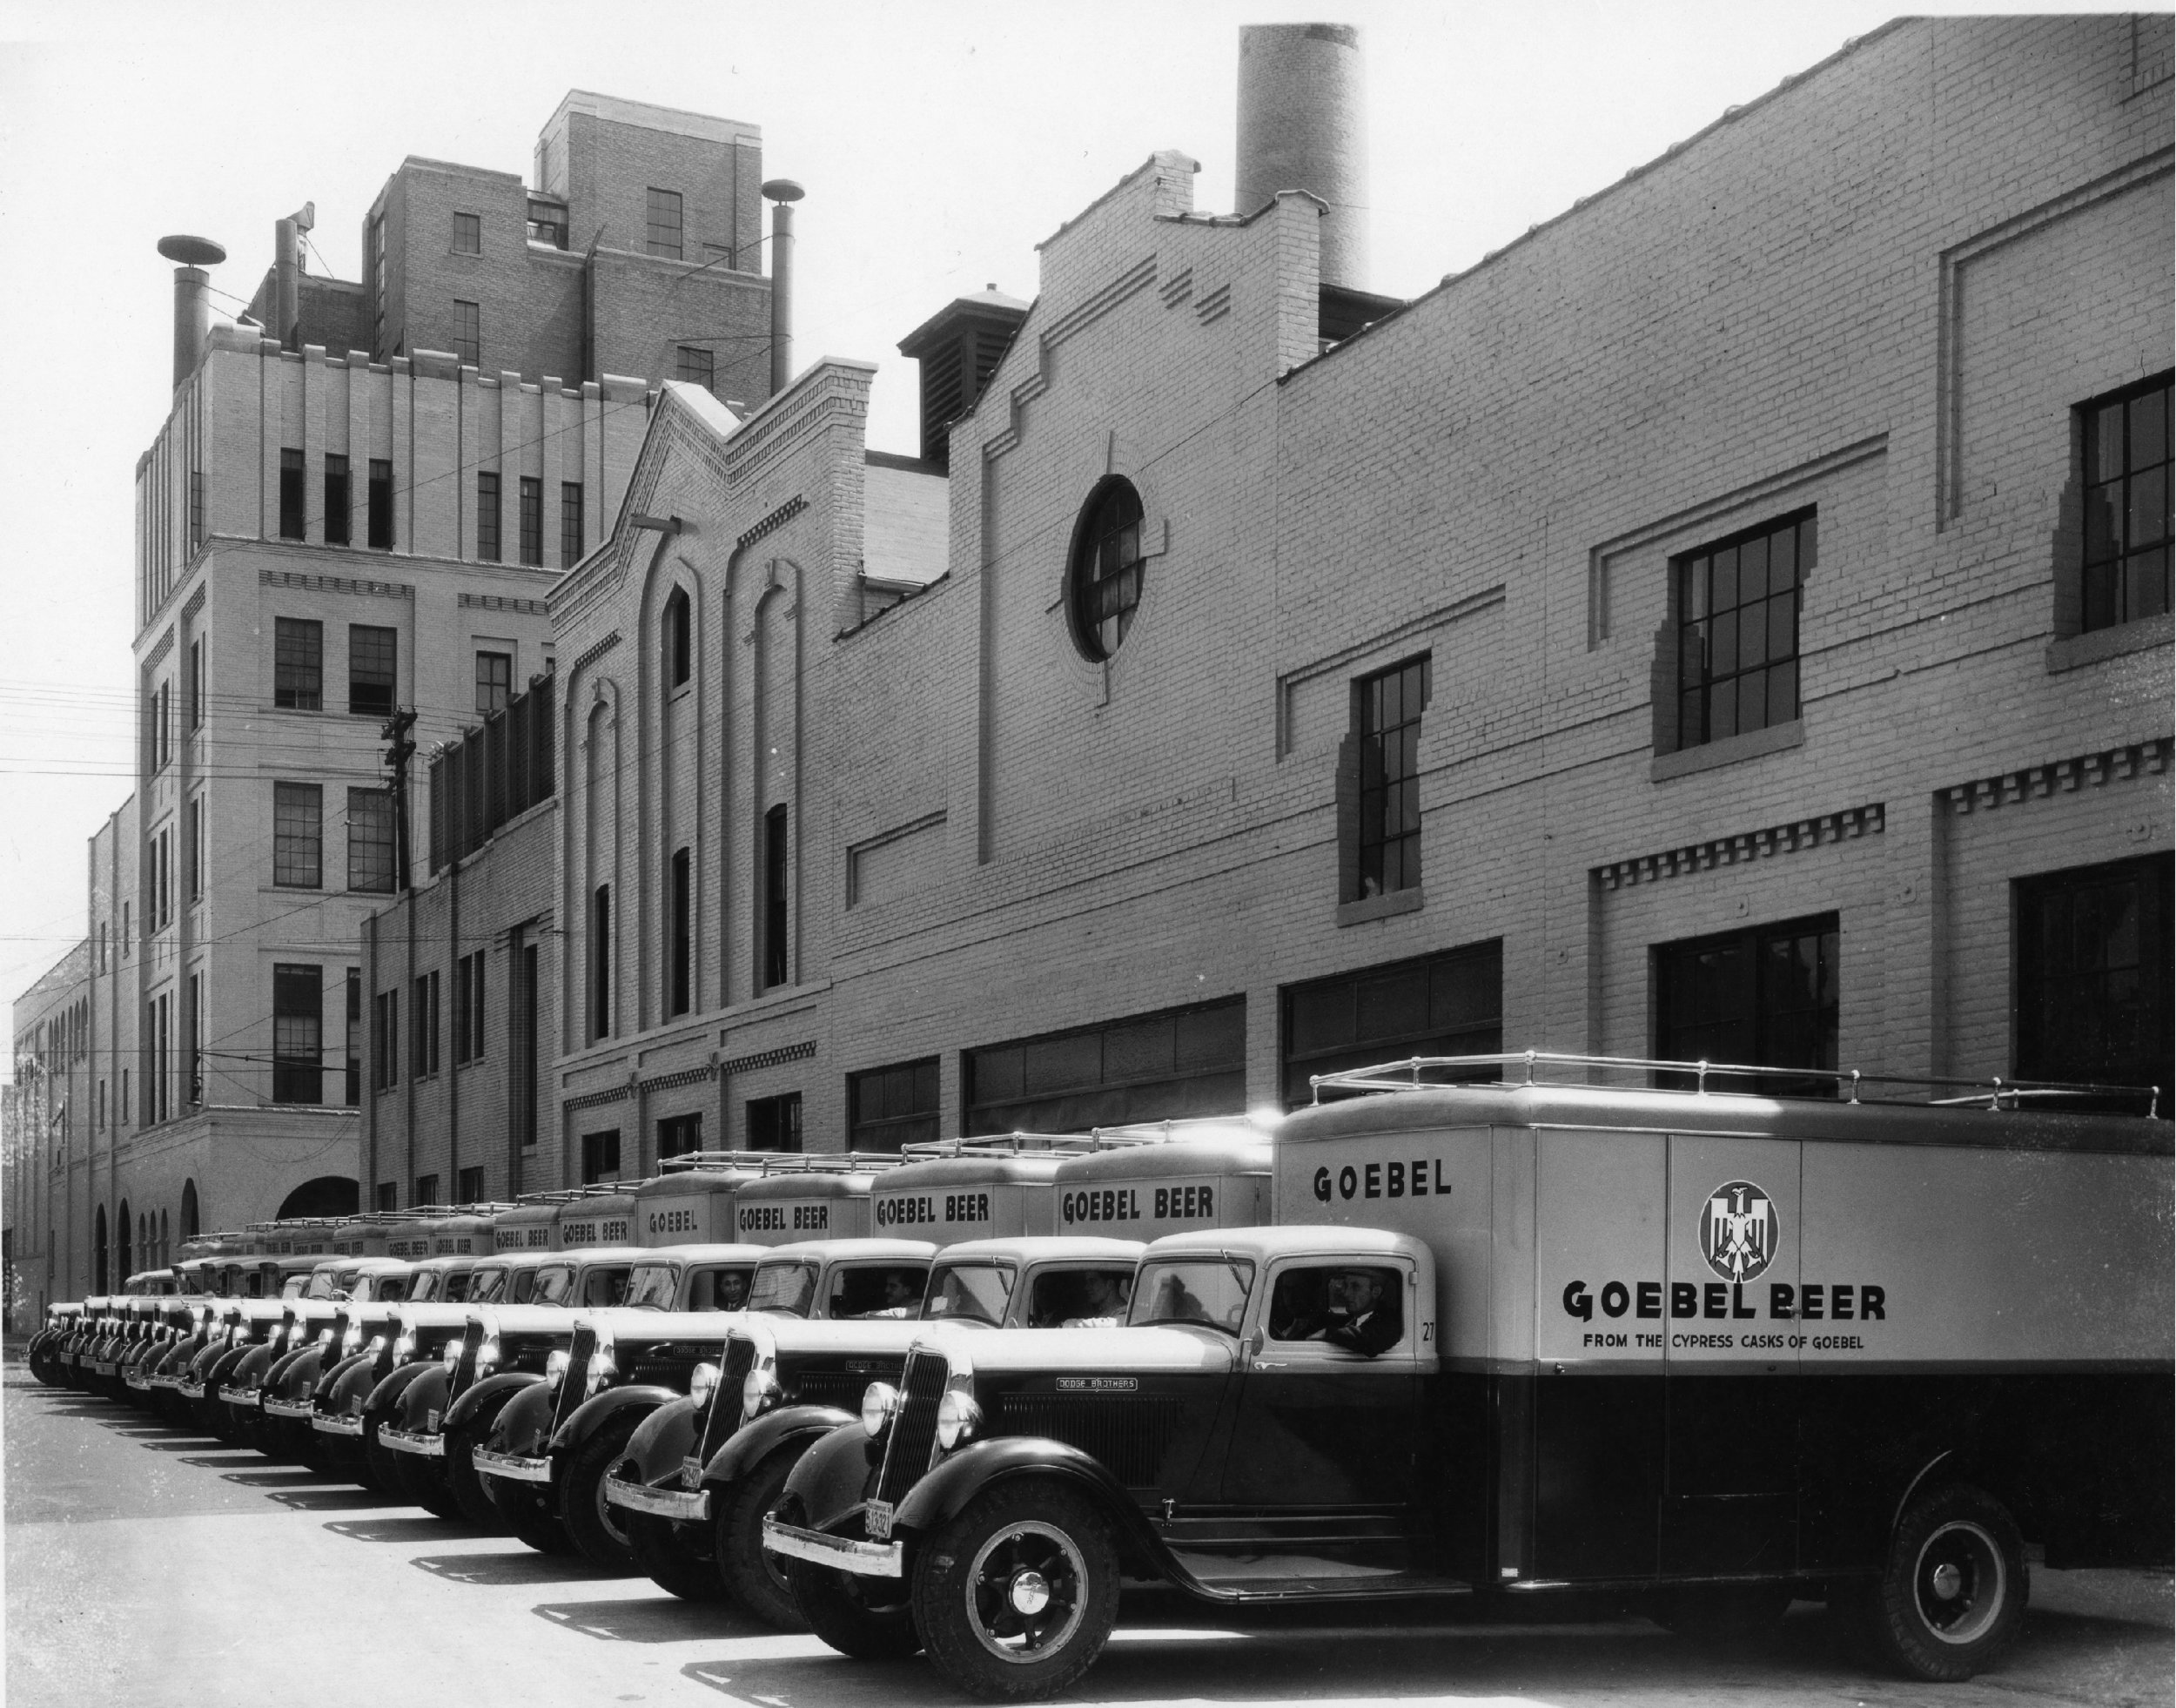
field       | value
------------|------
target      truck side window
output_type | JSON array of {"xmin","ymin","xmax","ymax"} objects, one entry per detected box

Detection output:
[
  {"xmin": 1268, "ymin": 1264, "xmax": 1403, "ymax": 1355},
  {"xmin": 833, "ymin": 1265, "xmax": 928, "ymax": 1319},
  {"xmin": 1031, "ymin": 1267, "xmax": 1133, "ymax": 1328},
  {"xmin": 688, "ymin": 1268, "xmax": 751, "ymax": 1311}
]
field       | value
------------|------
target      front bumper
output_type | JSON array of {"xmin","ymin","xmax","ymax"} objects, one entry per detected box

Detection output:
[
  {"xmin": 124, "ymin": 1367, "xmax": 153, "ymax": 1390},
  {"xmin": 263, "ymin": 1395, "xmax": 316, "ymax": 1419},
  {"xmin": 379, "ymin": 1425, "xmax": 444, "ymax": 1459},
  {"xmin": 312, "ymin": 1411, "xmax": 366, "ymax": 1437},
  {"xmin": 88, "ymin": 1360, "xmax": 118, "ymax": 1377},
  {"xmin": 762, "ymin": 1514, "xmax": 903, "ymax": 1578},
  {"xmin": 472, "ymin": 1447, "xmax": 553, "ymax": 1484},
  {"xmin": 604, "ymin": 1471, "xmax": 709, "ymax": 1522},
  {"xmin": 178, "ymin": 1379, "xmax": 207, "ymax": 1400},
  {"xmin": 218, "ymin": 1385, "xmax": 260, "ymax": 1407}
]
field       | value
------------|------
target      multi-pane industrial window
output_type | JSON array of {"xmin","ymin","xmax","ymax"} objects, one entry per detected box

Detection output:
[
  {"xmin": 345, "ymin": 969, "xmax": 361, "ymax": 1107},
  {"xmin": 965, "ymin": 998, "xmax": 1246, "ymax": 1135},
  {"xmin": 518, "ymin": 477, "xmax": 543, "ymax": 567},
  {"xmin": 511, "ymin": 940, "xmax": 539, "ymax": 1148},
  {"xmin": 149, "ymin": 681, "xmax": 171, "ymax": 771},
  {"xmin": 189, "ymin": 637, "xmax": 205, "ymax": 729},
  {"xmin": 1655, "ymin": 912, "xmax": 1839, "ymax": 1095},
  {"xmin": 272, "ymin": 964, "xmax": 321, "ymax": 1105},
  {"xmin": 746, "ymin": 1092, "xmax": 803, "ymax": 1153},
  {"xmin": 675, "ymin": 346, "xmax": 715, "ymax": 391},
  {"xmin": 272, "ymin": 782, "xmax": 322, "ymax": 887},
  {"xmin": 453, "ymin": 299, "xmax": 480, "ymax": 366},
  {"xmin": 152, "ymin": 994, "xmax": 169, "ymax": 1122},
  {"xmin": 561, "ymin": 481, "xmax": 584, "ymax": 567},
  {"xmin": 274, "ymin": 617, "xmax": 322, "ymax": 709},
  {"xmin": 186, "ymin": 797, "xmax": 203, "ymax": 900},
  {"xmin": 2016, "ymin": 853, "xmax": 2172, "ymax": 1099},
  {"xmin": 451, "ymin": 212, "xmax": 481, "ymax": 255},
  {"xmin": 188, "ymin": 973, "xmax": 203, "ymax": 1104},
  {"xmin": 412, "ymin": 971, "xmax": 440, "ymax": 1079},
  {"xmin": 279, "ymin": 448, "xmax": 306, "ymax": 539},
  {"xmin": 475, "ymin": 650, "xmax": 512, "ymax": 716},
  {"xmin": 657, "ymin": 1113, "xmax": 703, "ymax": 1158},
  {"xmin": 590, "ymin": 884, "xmax": 612, "ymax": 1040},
  {"xmin": 375, "ymin": 1181, "xmax": 397, "ymax": 1213},
  {"xmin": 347, "ymin": 787, "xmax": 394, "ymax": 892},
  {"xmin": 645, "ymin": 188, "xmax": 682, "ymax": 259},
  {"xmin": 527, "ymin": 199, "xmax": 568, "ymax": 250},
  {"xmin": 1672, "ymin": 510, "xmax": 1812, "ymax": 750},
  {"xmin": 848, "ymin": 1058, "xmax": 940, "ymax": 1153},
  {"xmin": 372, "ymin": 988, "xmax": 399, "ymax": 1091},
  {"xmin": 662, "ymin": 587, "xmax": 691, "ymax": 687},
  {"xmin": 476, "ymin": 471, "xmax": 500, "ymax": 561},
  {"xmin": 1066, "ymin": 479, "xmax": 1145, "ymax": 662},
  {"xmin": 349, "ymin": 624, "xmax": 396, "ymax": 716},
  {"xmin": 367, "ymin": 459, "xmax": 393, "ymax": 549},
  {"xmin": 1281, "ymin": 943, "xmax": 1502, "ymax": 1107},
  {"xmin": 324, "ymin": 454, "xmax": 351, "ymax": 546},
  {"xmin": 453, "ymin": 950, "xmax": 486, "ymax": 1065},
  {"xmin": 1353, "ymin": 656, "xmax": 1428, "ymax": 900},
  {"xmin": 414, "ymin": 1173, "xmax": 440, "ymax": 1208},
  {"xmin": 668, "ymin": 847, "xmax": 692, "ymax": 1017},
  {"xmin": 581, "ymin": 1129, "xmax": 622, "ymax": 1185},
  {"xmin": 457, "ymin": 1166, "xmax": 486, "ymax": 1203},
  {"xmin": 760, "ymin": 805, "xmax": 789, "ymax": 991},
  {"xmin": 2079, "ymin": 373, "xmax": 2171, "ymax": 631}
]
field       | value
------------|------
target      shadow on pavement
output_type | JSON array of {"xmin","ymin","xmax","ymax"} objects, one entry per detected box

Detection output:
[
  {"xmin": 220, "ymin": 1468, "xmax": 330, "ymax": 1487},
  {"xmin": 326, "ymin": 1516, "xmax": 494, "ymax": 1543},
  {"xmin": 413, "ymin": 1550, "xmax": 629, "ymax": 1586},
  {"xmin": 534, "ymin": 1598, "xmax": 772, "ymax": 1644},
  {"xmin": 175, "ymin": 1453, "xmax": 272, "ymax": 1469},
  {"xmin": 130, "ymin": 1437, "xmax": 229, "ymax": 1451},
  {"xmin": 266, "ymin": 1486, "xmax": 406, "ymax": 1511}
]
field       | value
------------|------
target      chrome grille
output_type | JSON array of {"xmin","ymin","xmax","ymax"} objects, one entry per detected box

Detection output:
[
  {"xmin": 795, "ymin": 1370, "xmax": 874, "ymax": 1410},
  {"xmin": 695, "ymin": 1335, "xmax": 759, "ymax": 1467},
  {"xmin": 997, "ymin": 1395, "xmax": 1184, "ymax": 1488},
  {"xmin": 553, "ymin": 1326, "xmax": 597, "ymax": 1435},
  {"xmin": 873, "ymin": 1349, "xmax": 948, "ymax": 1508}
]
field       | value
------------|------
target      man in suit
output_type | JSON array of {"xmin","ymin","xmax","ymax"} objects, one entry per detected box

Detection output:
[{"xmin": 1292, "ymin": 1267, "xmax": 1401, "ymax": 1355}]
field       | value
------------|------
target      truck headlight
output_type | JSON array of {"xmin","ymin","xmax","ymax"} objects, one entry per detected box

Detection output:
[
  {"xmin": 316, "ymin": 1328, "xmax": 334, "ymax": 1348},
  {"xmin": 477, "ymin": 1335, "xmax": 501, "ymax": 1374},
  {"xmin": 585, "ymin": 1344, "xmax": 615, "ymax": 1397},
  {"xmin": 545, "ymin": 1349, "xmax": 570, "ymax": 1389},
  {"xmin": 688, "ymin": 1362, "xmax": 720, "ymax": 1410},
  {"xmin": 742, "ymin": 1364, "xmax": 781, "ymax": 1421},
  {"xmin": 861, "ymin": 1382, "xmax": 899, "ymax": 1438},
  {"xmin": 366, "ymin": 1335, "xmax": 387, "ymax": 1355},
  {"xmin": 392, "ymin": 1333, "xmax": 416, "ymax": 1365},
  {"xmin": 341, "ymin": 1325, "xmax": 363, "ymax": 1355},
  {"xmin": 934, "ymin": 1389, "xmax": 981, "ymax": 1451},
  {"xmin": 441, "ymin": 1338, "xmax": 462, "ymax": 1375}
]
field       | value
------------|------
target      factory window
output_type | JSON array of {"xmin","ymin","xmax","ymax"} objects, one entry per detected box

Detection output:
[
  {"xmin": 527, "ymin": 199, "xmax": 568, "ymax": 250},
  {"xmin": 581, "ymin": 1129, "xmax": 621, "ymax": 1186},
  {"xmin": 457, "ymin": 1167, "xmax": 486, "ymax": 1203},
  {"xmin": 476, "ymin": 471, "xmax": 500, "ymax": 561},
  {"xmin": 346, "ymin": 787, "xmax": 394, "ymax": 893},
  {"xmin": 348, "ymin": 624, "xmax": 397, "ymax": 716},
  {"xmin": 272, "ymin": 964, "xmax": 322, "ymax": 1105},
  {"xmin": 519, "ymin": 477, "xmax": 543, "ymax": 567},
  {"xmin": 656, "ymin": 1113, "xmax": 702, "ymax": 1158},
  {"xmin": 412, "ymin": 971, "xmax": 440, "ymax": 1079},
  {"xmin": 561, "ymin": 481, "xmax": 585, "ymax": 567},
  {"xmin": 273, "ymin": 618, "xmax": 322, "ymax": 709},
  {"xmin": 368, "ymin": 212, "xmax": 386, "ymax": 357},
  {"xmin": 1654, "ymin": 912, "xmax": 1838, "ymax": 1096},
  {"xmin": 189, "ymin": 636, "xmax": 205, "ymax": 729},
  {"xmin": 279, "ymin": 448, "xmax": 306, "ymax": 540},
  {"xmin": 967, "ymin": 998, "xmax": 1246, "ymax": 1135},
  {"xmin": 1669, "ymin": 510, "xmax": 1812, "ymax": 752},
  {"xmin": 185, "ymin": 797, "xmax": 202, "ymax": 899},
  {"xmin": 1349, "ymin": 656, "xmax": 1429, "ymax": 902},
  {"xmin": 475, "ymin": 650, "xmax": 512, "ymax": 716},
  {"xmin": 375, "ymin": 1181, "xmax": 396, "ymax": 1213},
  {"xmin": 759, "ymin": 805, "xmax": 789, "ymax": 991},
  {"xmin": 645, "ymin": 188, "xmax": 682, "ymax": 259},
  {"xmin": 372, "ymin": 988, "xmax": 398, "ymax": 1091},
  {"xmin": 1065, "ymin": 478, "xmax": 1145, "ymax": 662},
  {"xmin": 590, "ymin": 884, "xmax": 612, "ymax": 1040},
  {"xmin": 367, "ymin": 459, "xmax": 394, "ymax": 550},
  {"xmin": 662, "ymin": 587, "xmax": 691, "ymax": 688},
  {"xmin": 511, "ymin": 940, "xmax": 539, "ymax": 1148},
  {"xmin": 848, "ymin": 1058, "xmax": 939, "ymax": 1154},
  {"xmin": 345, "ymin": 968, "xmax": 360, "ymax": 1107},
  {"xmin": 187, "ymin": 974, "xmax": 202, "ymax": 1104},
  {"xmin": 746, "ymin": 1093, "xmax": 803, "ymax": 1153},
  {"xmin": 675, "ymin": 346, "xmax": 715, "ymax": 393},
  {"xmin": 452, "ymin": 299, "xmax": 480, "ymax": 367},
  {"xmin": 1281, "ymin": 943, "xmax": 1501, "ymax": 1108},
  {"xmin": 453, "ymin": 950, "xmax": 486, "ymax": 1066},
  {"xmin": 323, "ymin": 454, "xmax": 351, "ymax": 547},
  {"xmin": 668, "ymin": 847, "xmax": 692, "ymax": 1017},
  {"xmin": 2016, "ymin": 852, "xmax": 2173, "ymax": 1099},
  {"xmin": 272, "ymin": 782, "xmax": 322, "ymax": 888},
  {"xmin": 451, "ymin": 212, "xmax": 481, "ymax": 255},
  {"xmin": 2078, "ymin": 373, "xmax": 2171, "ymax": 632},
  {"xmin": 413, "ymin": 1173, "xmax": 440, "ymax": 1208}
]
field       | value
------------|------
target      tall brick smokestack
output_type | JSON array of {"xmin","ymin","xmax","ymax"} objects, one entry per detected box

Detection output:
[{"xmin": 1235, "ymin": 23, "xmax": 1367, "ymax": 290}]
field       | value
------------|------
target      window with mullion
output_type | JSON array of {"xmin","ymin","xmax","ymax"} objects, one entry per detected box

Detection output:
[
  {"xmin": 2080, "ymin": 373, "xmax": 2172, "ymax": 632},
  {"xmin": 1068, "ymin": 481, "xmax": 1145, "ymax": 662},
  {"xmin": 1356, "ymin": 656, "xmax": 1429, "ymax": 898},
  {"xmin": 2017, "ymin": 852, "xmax": 2173, "ymax": 1097},
  {"xmin": 646, "ymin": 188, "xmax": 682, "ymax": 259},
  {"xmin": 519, "ymin": 477, "xmax": 543, "ymax": 566},
  {"xmin": 274, "ymin": 617, "xmax": 322, "ymax": 709},
  {"xmin": 1655, "ymin": 913, "xmax": 1839, "ymax": 1095},
  {"xmin": 272, "ymin": 782, "xmax": 322, "ymax": 888},
  {"xmin": 1673, "ymin": 510, "xmax": 1812, "ymax": 750},
  {"xmin": 272, "ymin": 964, "xmax": 322, "ymax": 1105}
]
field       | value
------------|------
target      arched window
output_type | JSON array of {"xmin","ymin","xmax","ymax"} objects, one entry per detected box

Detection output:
[
  {"xmin": 118, "ymin": 1200, "xmax": 133, "ymax": 1280},
  {"xmin": 94, "ymin": 1207, "xmax": 109, "ymax": 1294},
  {"xmin": 180, "ymin": 1179, "xmax": 199, "ymax": 1241},
  {"xmin": 1065, "ymin": 479, "xmax": 1145, "ymax": 662},
  {"xmin": 662, "ymin": 587, "xmax": 691, "ymax": 689}
]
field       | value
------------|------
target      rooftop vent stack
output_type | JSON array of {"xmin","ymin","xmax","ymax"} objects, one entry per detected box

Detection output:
[
  {"xmin": 1235, "ymin": 23, "xmax": 1367, "ymax": 290},
  {"xmin": 158, "ymin": 234, "xmax": 226, "ymax": 391},
  {"xmin": 763, "ymin": 179, "xmax": 803, "ymax": 396},
  {"xmin": 273, "ymin": 202, "xmax": 314, "ymax": 352},
  {"xmin": 896, "ymin": 287, "xmax": 1031, "ymax": 472}
]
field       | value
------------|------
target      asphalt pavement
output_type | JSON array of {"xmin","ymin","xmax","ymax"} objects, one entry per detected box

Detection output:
[{"xmin": 7, "ymin": 1357, "xmax": 2170, "ymax": 1708}]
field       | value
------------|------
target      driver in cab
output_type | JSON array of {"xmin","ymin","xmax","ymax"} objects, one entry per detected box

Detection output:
[{"xmin": 1275, "ymin": 1266, "xmax": 1400, "ymax": 1356}]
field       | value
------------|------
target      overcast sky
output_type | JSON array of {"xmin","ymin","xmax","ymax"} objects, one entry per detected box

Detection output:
[{"xmin": 0, "ymin": 0, "xmax": 2106, "ymax": 1069}]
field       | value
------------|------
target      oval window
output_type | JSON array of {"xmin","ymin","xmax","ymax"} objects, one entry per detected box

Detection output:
[{"xmin": 1066, "ymin": 479, "xmax": 1145, "ymax": 662}]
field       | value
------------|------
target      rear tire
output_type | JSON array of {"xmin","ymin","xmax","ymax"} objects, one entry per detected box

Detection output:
[
  {"xmin": 1840, "ymin": 1483, "xmax": 2026, "ymax": 1682},
  {"xmin": 561, "ymin": 1419, "xmax": 642, "ymax": 1569},
  {"xmin": 629, "ymin": 1511, "xmax": 725, "ymax": 1603},
  {"xmin": 787, "ymin": 1556, "xmax": 923, "ymax": 1659},
  {"xmin": 715, "ymin": 1451, "xmax": 809, "ymax": 1631}
]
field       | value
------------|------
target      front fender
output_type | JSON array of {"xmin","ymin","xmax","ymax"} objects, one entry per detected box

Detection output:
[
  {"xmin": 443, "ymin": 1369, "xmax": 540, "ymax": 1435},
  {"xmin": 323, "ymin": 1354, "xmax": 384, "ymax": 1416},
  {"xmin": 232, "ymin": 1343, "xmax": 276, "ymax": 1389},
  {"xmin": 890, "ymin": 1436, "xmax": 1165, "ymax": 1570},
  {"xmin": 395, "ymin": 1366, "xmax": 453, "ymax": 1432},
  {"xmin": 705, "ymin": 1404, "xmax": 852, "ymax": 1493},
  {"xmin": 272, "ymin": 1345, "xmax": 322, "ymax": 1397},
  {"xmin": 624, "ymin": 1396, "xmax": 701, "ymax": 1486},
  {"xmin": 549, "ymin": 1384, "xmax": 675, "ymax": 1458},
  {"xmin": 487, "ymin": 1380, "xmax": 560, "ymax": 1457},
  {"xmin": 205, "ymin": 1346, "xmax": 252, "ymax": 1393},
  {"xmin": 187, "ymin": 1342, "xmax": 227, "ymax": 1382},
  {"xmin": 364, "ymin": 1360, "xmax": 432, "ymax": 1421},
  {"xmin": 778, "ymin": 1419, "xmax": 883, "ymax": 1533}
]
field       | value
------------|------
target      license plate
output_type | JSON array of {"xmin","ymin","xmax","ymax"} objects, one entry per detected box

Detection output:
[
  {"xmin": 426, "ymin": 1409, "xmax": 441, "ymax": 1431},
  {"xmin": 682, "ymin": 1456, "xmax": 703, "ymax": 1489},
  {"xmin": 866, "ymin": 1500, "xmax": 895, "ymax": 1541}
]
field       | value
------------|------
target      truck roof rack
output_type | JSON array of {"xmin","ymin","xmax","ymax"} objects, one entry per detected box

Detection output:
[
  {"xmin": 1308, "ymin": 1051, "xmax": 2162, "ymax": 1119},
  {"xmin": 658, "ymin": 1149, "xmax": 790, "ymax": 1173}
]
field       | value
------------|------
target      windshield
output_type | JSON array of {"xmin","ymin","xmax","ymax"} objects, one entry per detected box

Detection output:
[
  {"xmin": 830, "ymin": 1263, "xmax": 930, "ymax": 1320},
  {"xmin": 1026, "ymin": 1265, "xmax": 1135, "ymax": 1328},
  {"xmin": 303, "ymin": 1271, "xmax": 334, "ymax": 1300},
  {"xmin": 532, "ymin": 1264, "xmax": 579, "ymax": 1306},
  {"xmin": 1129, "ymin": 1258, "xmax": 1254, "ymax": 1335},
  {"xmin": 623, "ymin": 1263, "xmax": 679, "ymax": 1309},
  {"xmin": 406, "ymin": 1270, "xmax": 441, "ymax": 1303},
  {"xmin": 748, "ymin": 1261, "xmax": 818, "ymax": 1317},
  {"xmin": 467, "ymin": 1268, "xmax": 509, "ymax": 1305},
  {"xmin": 685, "ymin": 1267, "xmax": 752, "ymax": 1312},
  {"xmin": 281, "ymin": 1278, "xmax": 306, "ymax": 1298},
  {"xmin": 923, "ymin": 1262, "xmax": 1015, "ymax": 1328}
]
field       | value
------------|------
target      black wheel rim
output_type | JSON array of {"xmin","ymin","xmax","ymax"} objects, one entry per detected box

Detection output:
[
  {"xmin": 964, "ymin": 1519, "xmax": 1088, "ymax": 1664},
  {"xmin": 1912, "ymin": 1519, "xmax": 2005, "ymax": 1644}
]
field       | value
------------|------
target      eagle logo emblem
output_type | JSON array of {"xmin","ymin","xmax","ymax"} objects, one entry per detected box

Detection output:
[{"xmin": 1700, "ymin": 1180, "xmax": 1777, "ymax": 1282}]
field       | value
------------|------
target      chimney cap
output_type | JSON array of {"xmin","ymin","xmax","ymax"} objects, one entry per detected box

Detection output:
[
  {"xmin": 761, "ymin": 178, "xmax": 805, "ymax": 204},
  {"xmin": 158, "ymin": 234, "xmax": 226, "ymax": 268}
]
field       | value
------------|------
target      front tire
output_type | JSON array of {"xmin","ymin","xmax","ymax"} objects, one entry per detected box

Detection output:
[
  {"xmin": 715, "ymin": 1451, "xmax": 809, "ymax": 1630},
  {"xmin": 561, "ymin": 1420, "xmax": 642, "ymax": 1569},
  {"xmin": 629, "ymin": 1511, "xmax": 726, "ymax": 1602},
  {"xmin": 447, "ymin": 1431, "xmax": 507, "ymax": 1530},
  {"xmin": 491, "ymin": 1476, "xmax": 573, "ymax": 1554},
  {"xmin": 911, "ymin": 1479, "xmax": 1119, "ymax": 1702},
  {"xmin": 1840, "ymin": 1483, "xmax": 2026, "ymax": 1681},
  {"xmin": 786, "ymin": 1557, "xmax": 922, "ymax": 1659}
]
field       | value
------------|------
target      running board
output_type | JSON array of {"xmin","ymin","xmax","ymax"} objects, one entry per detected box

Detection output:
[{"xmin": 1171, "ymin": 1557, "xmax": 1472, "ymax": 1604}]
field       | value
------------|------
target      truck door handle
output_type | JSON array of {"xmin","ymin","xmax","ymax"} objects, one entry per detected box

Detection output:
[{"xmin": 1253, "ymin": 1359, "xmax": 1290, "ymax": 1370}]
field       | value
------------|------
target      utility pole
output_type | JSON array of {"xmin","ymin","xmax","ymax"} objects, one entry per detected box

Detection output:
[{"xmin": 381, "ymin": 709, "xmax": 417, "ymax": 894}]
